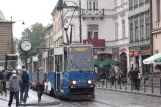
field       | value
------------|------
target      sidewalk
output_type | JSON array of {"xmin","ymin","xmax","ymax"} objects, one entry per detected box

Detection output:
[
  {"xmin": 96, "ymin": 82, "xmax": 161, "ymax": 98},
  {"xmin": 0, "ymin": 89, "xmax": 61, "ymax": 107}
]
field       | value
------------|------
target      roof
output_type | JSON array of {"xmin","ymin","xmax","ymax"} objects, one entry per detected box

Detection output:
[{"xmin": 0, "ymin": 10, "xmax": 5, "ymax": 20}]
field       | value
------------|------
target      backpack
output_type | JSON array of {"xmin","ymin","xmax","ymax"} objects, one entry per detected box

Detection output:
[{"xmin": 22, "ymin": 71, "xmax": 29, "ymax": 83}]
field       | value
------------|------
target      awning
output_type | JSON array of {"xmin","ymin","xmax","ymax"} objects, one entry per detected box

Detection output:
[{"xmin": 143, "ymin": 53, "xmax": 161, "ymax": 64}]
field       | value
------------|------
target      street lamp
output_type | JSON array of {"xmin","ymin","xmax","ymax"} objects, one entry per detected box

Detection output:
[
  {"xmin": 11, "ymin": 16, "xmax": 25, "ymax": 69},
  {"xmin": 11, "ymin": 16, "xmax": 25, "ymax": 54}
]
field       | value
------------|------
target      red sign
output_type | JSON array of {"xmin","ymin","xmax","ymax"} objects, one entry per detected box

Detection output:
[
  {"xmin": 140, "ymin": 48, "xmax": 151, "ymax": 55},
  {"xmin": 134, "ymin": 50, "xmax": 139, "ymax": 56},
  {"xmin": 83, "ymin": 39, "xmax": 105, "ymax": 47},
  {"xmin": 119, "ymin": 48, "xmax": 127, "ymax": 52}
]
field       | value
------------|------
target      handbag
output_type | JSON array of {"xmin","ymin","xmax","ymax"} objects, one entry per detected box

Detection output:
[{"xmin": 44, "ymin": 82, "xmax": 51, "ymax": 93}]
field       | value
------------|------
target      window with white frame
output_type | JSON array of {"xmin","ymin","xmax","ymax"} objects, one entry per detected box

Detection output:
[
  {"xmin": 140, "ymin": 15, "xmax": 144, "ymax": 39},
  {"xmin": 122, "ymin": 20, "xmax": 125, "ymax": 38},
  {"xmin": 87, "ymin": 0, "xmax": 98, "ymax": 10},
  {"xmin": 115, "ymin": 23, "xmax": 119, "ymax": 40},
  {"xmin": 156, "ymin": 0, "xmax": 160, "ymax": 22},
  {"xmin": 135, "ymin": 20, "xmax": 138, "ymax": 41},
  {"xmin": 129, "ymin": 0, "xmax": 133, "ymax": 10},
  {"xmin": 87, "ymin": 24, "xmax": 99, "ymax": 39},
  {"xmin": 130, "ymin": 22, "xmax": 133, "ymax": 42}
]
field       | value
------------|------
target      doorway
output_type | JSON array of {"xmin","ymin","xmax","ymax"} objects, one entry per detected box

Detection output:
[{"xmin": 120, "ymin": 52, "xmax": 127, "ymax": 76}]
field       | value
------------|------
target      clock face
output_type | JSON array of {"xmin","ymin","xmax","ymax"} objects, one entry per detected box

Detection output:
[{"xmin": 20, "ymin": 40, "xmax": 32, "ymax": 52}]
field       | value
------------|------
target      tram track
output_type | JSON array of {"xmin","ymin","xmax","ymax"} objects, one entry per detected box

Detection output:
[{"xmin": 60, "ymin": 99, "xmax": 118, "ymax": 107}]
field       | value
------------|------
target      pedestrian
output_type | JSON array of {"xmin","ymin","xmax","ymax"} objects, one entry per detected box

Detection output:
[
  {"xmin": 128, "ymin": 67, "xmax": 134, "ymax": 90},
  {"xmin": 117, "ymin": 68, "xmax": 122, "ymax": 85},
  {"xmin": 2, "ymin": 70, "xmax": 7, "ymax": 96},
  {"xmin": 8, "ymin": 70, "xmax": 22, "ymax": 107},
  {"xmin": 20, "ymin": 65, "xmax": 30, "ymax": 104},
  {"xmin": 109, "ymin": 66, "xmax": 116, "ymax": 86},
  {"xmin": 37, "ymin": 67, "xmax": 46, "ymax": 103},
  {"xmin": 132, "ymin": 66, "xmax": 140, "ymax": 90}
]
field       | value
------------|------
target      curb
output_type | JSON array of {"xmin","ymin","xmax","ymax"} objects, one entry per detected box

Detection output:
[
  {"xmin": 19, "ymin": 101, "xmax": 61, "ymax": 106},
  {"xmin": 96, "ymin": 87, "xmax": 161, "ymax": 98}
]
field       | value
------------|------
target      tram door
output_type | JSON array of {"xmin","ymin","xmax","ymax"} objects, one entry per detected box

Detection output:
[{"xmin": 55, "ymin": 54, "xmax": 63, "ymax": 92}]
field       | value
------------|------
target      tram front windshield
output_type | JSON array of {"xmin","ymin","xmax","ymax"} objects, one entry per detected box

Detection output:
[{"xmin": 68, "ymin": 46, "xmax": 93, "ymax": 71}]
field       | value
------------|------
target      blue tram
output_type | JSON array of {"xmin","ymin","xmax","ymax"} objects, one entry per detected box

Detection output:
[
  {"xmin": 46, "ymin": 44, "xmax": 95, "ymax": 100},
  {"xmin": 30, "ymin": 44, "xmax": 95, "ymax": 99}
]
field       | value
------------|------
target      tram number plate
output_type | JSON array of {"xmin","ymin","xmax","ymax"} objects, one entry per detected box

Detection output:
[{"xmin": 78, "ymin": 80, "xmax": 85, "ymax": 82}]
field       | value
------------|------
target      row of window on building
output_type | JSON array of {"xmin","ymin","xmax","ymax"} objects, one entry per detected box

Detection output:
[
  {"xmin": 129, "ymin": 12, "xmax": 150, "ymax": 42},
  {"xmin": 129, "ymin": 0, "xmax": 149, "ymax": 10}
]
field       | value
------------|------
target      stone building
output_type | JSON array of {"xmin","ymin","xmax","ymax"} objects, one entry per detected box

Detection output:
[
  {"xmin": 0, "ymin": 10, "xmax": 13, "ymax": 70},
  {"xmin": 151, "ymin": 0, "xmax": 161, "ymax": 54},
  {"xmin": 128, "ymin": 0, "xmax": 151, "ymax": 74}
]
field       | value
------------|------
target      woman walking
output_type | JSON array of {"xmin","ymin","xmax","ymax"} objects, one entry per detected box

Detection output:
[
  {"xmin": 8, "ymin": 70, "xmax": 22, "ymax": 107},
  {"xmin": 37, "ymin": 67, "xmax": 46, "ymax": 103}
]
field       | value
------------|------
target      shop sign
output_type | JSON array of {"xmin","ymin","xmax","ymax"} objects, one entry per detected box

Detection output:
[
  {"xmin": 140, "ymin": 48, "xmax": 151, "ymax": 55},
  {"xmin": 129, "ymin": 51, "xmax": 134, "ymax": 57},
  {"xmin": 119, "ymin": 48, "xmax": 127, "ymax": 52},
  {"xmin": 134, "ymin": 50, "xmax": 139, "ymax": 56}
]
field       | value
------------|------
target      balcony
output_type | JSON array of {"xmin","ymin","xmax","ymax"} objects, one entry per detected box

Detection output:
[
  {"xmin": 82, "ymin": 9, "xmax": 104, "ymax": 20},
  {"xmin": 83, "ymin": 39, "xmax": 105, "ymax": 48}
]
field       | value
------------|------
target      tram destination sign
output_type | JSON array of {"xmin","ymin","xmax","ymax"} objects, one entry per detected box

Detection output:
[{"xmin": 68, "ymin": 47, "xmax": 91, "ymax": 52}]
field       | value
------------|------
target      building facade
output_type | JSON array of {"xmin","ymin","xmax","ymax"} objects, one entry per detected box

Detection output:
[
  {"xmin": 112, "ymin": 0, "xmax": 129, "ymax": 76},
  {"xmin": 151, "ymin": 0, "xmax": 161, "ymax": 54},
  {"xmin": 50, "ymin": 0, "xmax": 130, "ymax": 75},
  {"xmin": 0, "ymin": 11, "xmax": 13, "ymax": 70},
  {"xmin": 128, "ymin": 0, "xmax": 150, "ymax": 74},
  {"xmin": 62, "ymin": 0, "xmax": 115, "ymax": 60}
]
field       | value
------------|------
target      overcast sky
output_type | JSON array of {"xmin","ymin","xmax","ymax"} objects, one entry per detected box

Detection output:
[{"xmin": 0, "ymin": 0, "xmax": 58, "ymax": 39}]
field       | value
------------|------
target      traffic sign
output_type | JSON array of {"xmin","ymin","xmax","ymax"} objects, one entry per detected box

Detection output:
[{"xmin": 32, "ymin": 72, "xmax": 44, "ymax": 82}]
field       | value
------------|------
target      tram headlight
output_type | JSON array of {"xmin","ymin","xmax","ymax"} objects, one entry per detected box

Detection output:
[
  {"xmin": 88, "ymin": 80, "xmax": 94, "ymax": 84},
  {"xmin": 70, "ymin": 80, "xmax": 77, "ymax": 85}
]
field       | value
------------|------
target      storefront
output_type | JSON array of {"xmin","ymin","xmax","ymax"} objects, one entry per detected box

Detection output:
[
  {"xmin": 140, "ymin": 47, "xmax": 151, "ymax": 74},
  {"xmin": 119, "ymin": 47, "xmax": 129, "ymax": 76},
  {"xmin": 129, "ymin": 46, "xmax": 151, "ymax": 74}
]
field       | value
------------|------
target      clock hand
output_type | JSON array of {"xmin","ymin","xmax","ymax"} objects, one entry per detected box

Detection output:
[{"xmin": 23, "ymin": 45, "xmax": 29, "ymax": 50}]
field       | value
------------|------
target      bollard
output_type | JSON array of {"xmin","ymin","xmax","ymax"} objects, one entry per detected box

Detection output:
[
  {"xmin": 119, "ymin": 79, "xmax": 121, "ymax": 90},
  {"xmin": 151, "ymin": 76, "xmax": 154, "ymax": 93},
  {"xmin": 144, "ymin": 75, "xmax": 146, "ymax": 93},
  {"xmin": 131, "ymin": 80, "xmax": 133, "ymax": 91},
  {"xmin": 98, "ymin": 77, "xmax": 100, "ymax": 87},
  {"xmin": 110, "ymin": 79, "xmax": 112, "ymax": 89},
  {"xmin": 115, "ymin": 80, "xmax": 117, "ymax": 89},
  {"xmin": 125, "ymin": 83, "xmax": 127, "ymax": 90},
  {"xmin": 106, "ymin": 78, "xmax": 108, "ymax": 88}
]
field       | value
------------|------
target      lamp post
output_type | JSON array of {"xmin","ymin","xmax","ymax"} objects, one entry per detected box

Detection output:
[
  {"xmin": 57, "ymin": 0, "xmax": 82, "ymax": 43},
  {"xmin": 11, "ymin": 16, "xmax": 25, "ymax": 69},
  {"xmin": 11, "ymin": 16, "xmax": 25, "ymax": 54}
]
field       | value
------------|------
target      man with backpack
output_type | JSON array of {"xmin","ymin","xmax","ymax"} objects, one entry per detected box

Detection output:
[{"xmin": 20, "ymin": 65, "xmax": 29, "ymax": 104}]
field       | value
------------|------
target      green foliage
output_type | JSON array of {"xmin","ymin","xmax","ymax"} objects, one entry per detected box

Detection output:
[{"xmin": 18, "ymin": 23, "xmax": 46, "ymax": 61}]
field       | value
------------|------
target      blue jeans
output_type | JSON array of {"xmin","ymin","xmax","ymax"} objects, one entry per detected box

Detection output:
[{"xmin": 20, "ymin": 83, "xmax": 29, "ymax": 103}]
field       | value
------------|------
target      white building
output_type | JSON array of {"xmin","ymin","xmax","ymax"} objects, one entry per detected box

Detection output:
[
  {"xmin": 112, "ymin": 0, "xmax": 130, "ymax": 75},
  {"xmin": 51, "ymin": 0, "xmax": 130, "ymax": 75}
]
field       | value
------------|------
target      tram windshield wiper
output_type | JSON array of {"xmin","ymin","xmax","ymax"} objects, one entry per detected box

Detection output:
[{"xmin": 70, "ymin": 58, "xmax": 82, "ymax": 72}]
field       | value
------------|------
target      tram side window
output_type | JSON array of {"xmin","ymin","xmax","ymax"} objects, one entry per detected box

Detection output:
[
  {"xmin": 55, "ymin": 55, "xmax": 58, "ymax": 72},
  {"xmin": 59, "ymin": 55, "xmax": 63, "ymax": 72},
  {"xmin": 64, "ymin": 54, "xmax": 68, "ymax": 71},
  {"xmin": 55, "ymin": 55, "xmax": 63, "ymax": 72}
]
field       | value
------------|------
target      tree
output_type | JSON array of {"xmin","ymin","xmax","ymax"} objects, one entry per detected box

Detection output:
[{"xmin": 19, "ymin": 23, "xmax": 46, "ymax": 61}]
